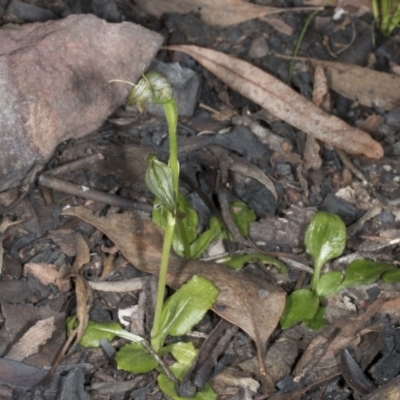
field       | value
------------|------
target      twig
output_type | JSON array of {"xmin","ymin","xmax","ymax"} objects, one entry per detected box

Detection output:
[
  {"xmin": 140, "ymin": 340, "xmax": 179, "ymax": 386},
  {"xmin": 46, "ymin": 153, "xmax": 105, "ymax": 176},
  {"xmin": 336, "ymin": 149, "xmax": 367, "ymax": 184},
  {"xmin": 38, "ymin": 174, "xmax": 152, "ymax": 213}
]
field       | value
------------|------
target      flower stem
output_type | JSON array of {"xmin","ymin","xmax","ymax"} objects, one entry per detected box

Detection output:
[
  {"xmin": 151, "ymin": 212, "xmax": 176, "ymax": 352},
  {"xmin": 151, "ymin": 98, "xmax": 179, "ymax": 352}
]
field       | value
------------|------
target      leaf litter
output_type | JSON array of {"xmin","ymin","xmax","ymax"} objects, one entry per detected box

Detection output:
[
  {"xmin": 167, "ymin": 45, "xmax": 384, "ymax": 159},
  {"xmin": 295, "ymin": 56, "xmax": 400, "ymax": 111},
  {"xmin": 62, "ymin": 205, "xmax": 286, "ymax": 387},
  {"xmin": 134, "ymin": 0, "xmax": 321, "ymax": 27}
]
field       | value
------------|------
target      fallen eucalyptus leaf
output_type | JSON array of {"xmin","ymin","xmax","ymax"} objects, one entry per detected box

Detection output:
[
  {"xmin": 62, "ymin": 206, "xmax": 286, "ymax": 384},
  {"xmin": 308, "ymin": 58, "xmax": 400, "ymax": 112},
  {"xmin": 167, "ymin": 45, "xmax": 383, "ymax": 159}
]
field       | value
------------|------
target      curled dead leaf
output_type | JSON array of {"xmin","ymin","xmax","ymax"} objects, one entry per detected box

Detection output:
[{"xmin": 167, "ymin": 45, "xmax": 383, "ymax": 159}]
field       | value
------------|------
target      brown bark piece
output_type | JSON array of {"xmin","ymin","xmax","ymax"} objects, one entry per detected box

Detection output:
[{"xmin": 0, "ymin": 15, "xmax": 163, "ymax": 191}]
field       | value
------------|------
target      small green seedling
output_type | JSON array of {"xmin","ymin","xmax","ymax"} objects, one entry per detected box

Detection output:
[
  {"xmin": 280, "ymin": 211, "xmax": 396, "ymax": 329},
  {"xmin": 372, "ymin": 0, "xmax": 400, "ymax": 35}
]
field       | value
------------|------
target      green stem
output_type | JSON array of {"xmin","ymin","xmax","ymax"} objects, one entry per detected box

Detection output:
[
  {"xmin": 151, "ymin": 212, "xmax": 176, "ymax": 352},
  {"xmin": 288, "ymin": 9, "xmax": 319, "ymax": 84},
  {"xmin": 151, "ymin": 98, "xmax": 179, "ymax": 353},
  {"xmin": 311, "ymin": 261, "xmax": 323, "ymax": 292}
]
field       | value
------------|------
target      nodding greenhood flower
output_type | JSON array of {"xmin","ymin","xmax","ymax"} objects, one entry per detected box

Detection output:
[{"xmin": 127, "ymin": 71, "xmax": 173, "ymax": 113}]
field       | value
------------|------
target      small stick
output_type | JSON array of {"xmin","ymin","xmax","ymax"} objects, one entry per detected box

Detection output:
[
  {"xmin": 47, "ymin": 153, "xmax": 105, "ymax": 176},
  {"xmin": 140, "ymin": 340, "xmax": 179, "ymax": 386},
  {"xmin": 38, "ymin": 175, "xmax": 151, "ymax": 213}
]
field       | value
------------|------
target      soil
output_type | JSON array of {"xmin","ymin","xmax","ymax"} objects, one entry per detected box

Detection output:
[{"xmin": 0, "ymin": 0, "xmax": 400, "ymax": 399}]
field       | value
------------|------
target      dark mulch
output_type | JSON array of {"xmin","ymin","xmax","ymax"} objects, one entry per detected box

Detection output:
[{"xmin": 0, "ymin": 0, "xmax": 400, "ymax": 399}]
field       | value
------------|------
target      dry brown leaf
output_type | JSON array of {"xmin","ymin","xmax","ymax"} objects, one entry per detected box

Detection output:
[
  {"xmin": 24, "ymin": 263, "xmax": 70, "ymax": 292},
  {"xmin": 209, "ymin": 145, "xmax": 278, "ymax": 200},
  {"xmin": 6, "ymin": 317, "xmax": 56, "ymax": 362},
  {"xmin": 167, "ymin": 45, "xmax": 383, "ymax": 159},
  {"xmin": 307, "ymin": 58, "xmax": 400, "ymax": 111},
  {"xmin": 135, "ymin": 0, "xmax": 313, "ymax": 27},
  {"xmin": 302, "ymin": 0, "xmax": 371, "ymax": 14},
  {"xmin": 261, "ymin": 16, "xmax": 294, "ymax": 36},
  {"xmin": 100, "ymin": 253, "xmax": 114, "ymax": 281},
  {"xmin": 312, "ymin": 65, "xmax": 330, "ymax": 110},
  {"xmin": 62, "ymin": 206, "xmax": 286, "ymax": 385},
  {"xmin": 293, "ymin": 299, "xmax": 384, "ymax": 381}
]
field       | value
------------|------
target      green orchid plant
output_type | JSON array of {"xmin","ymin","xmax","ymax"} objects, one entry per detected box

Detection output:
[
  {"xmin": 72, "ymin": 72, "xmax": 219, "ymax": 399},
  {"xmin": 280, "ymin": 211, "xmax": 397, "ymax": 330},
  {"xmin": 372, "ymin": 0, "xmax": 400, "ymax": 35}
]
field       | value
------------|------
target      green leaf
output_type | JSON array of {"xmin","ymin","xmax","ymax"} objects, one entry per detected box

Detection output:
[
  {"xmin": 154, "ymin": 276, "xmax": 218, "ymax": 348},
  {"xmin": 78, "ymin": 321, "xmax": 120, "ymax": 347},
  {"xmin": 152, "ymin": 192, "xmax": 197, "ymax": 258},
  {"xmin": 190, "ymin": 221, "xmax": 223, "ymax": 259},
  {"xmin": 76, "ymin": 320, "xmax": 144, "ymax": 347},
  {"xmin": 340, "ymin": 259, "xmax": 396, "ymax": 289},
  {"xmin": 304, "ymin": 306, "xmax": 329, "ymax": 330},
  {"xmin": 315, "ymin": 271, "xmax": 344, "ymax": 298},
  {"xmin": 230, "ymin": 202, "xmax": 256, "ymax": 238},
  {"xmin": 159, "ymin": 341, "xmax": 217, "ymax": 399},
  {"xmin": 280, "ymin": 289, "xmax": 319, "ymax": 329},
  {"xmin": 173, "ymin": 193, "xmax": 199, "ymax": 257},
  {"xmin": 162, "ymin": 341, "xmax": 198, "ymax": 365},
  {"xmin": 158, "ymin": 362, "xmax": 217, "ymax": 400},
  {"xmin": 305, "ymin": 211, "xmax": 347, "ymax": 271},
  {"xmin": 116, "ymin": 342, "xmax": 158, "ymax": 373},
  {"xmin": 145, "ymin": 155, "xmax": 176, "ymax": 214},
  {"xmin": 223, "ymin": 253, "xmax": 288, "ymax": 272},
  {"xmin": 382, "ymin": 269, "xmax": 400, "ymax": 283}
]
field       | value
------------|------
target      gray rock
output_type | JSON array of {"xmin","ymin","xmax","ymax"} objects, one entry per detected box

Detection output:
[
  {"xmin": 0, "ymin": 14, "xmax": 163, "ymax": 191},
  {"xmin": 6, "ymin": 0, "xmax": 57, "ymax": 22},
  {"xmin": 147, "ymin": 60, "xmax": 201, "ymax": 117}
]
